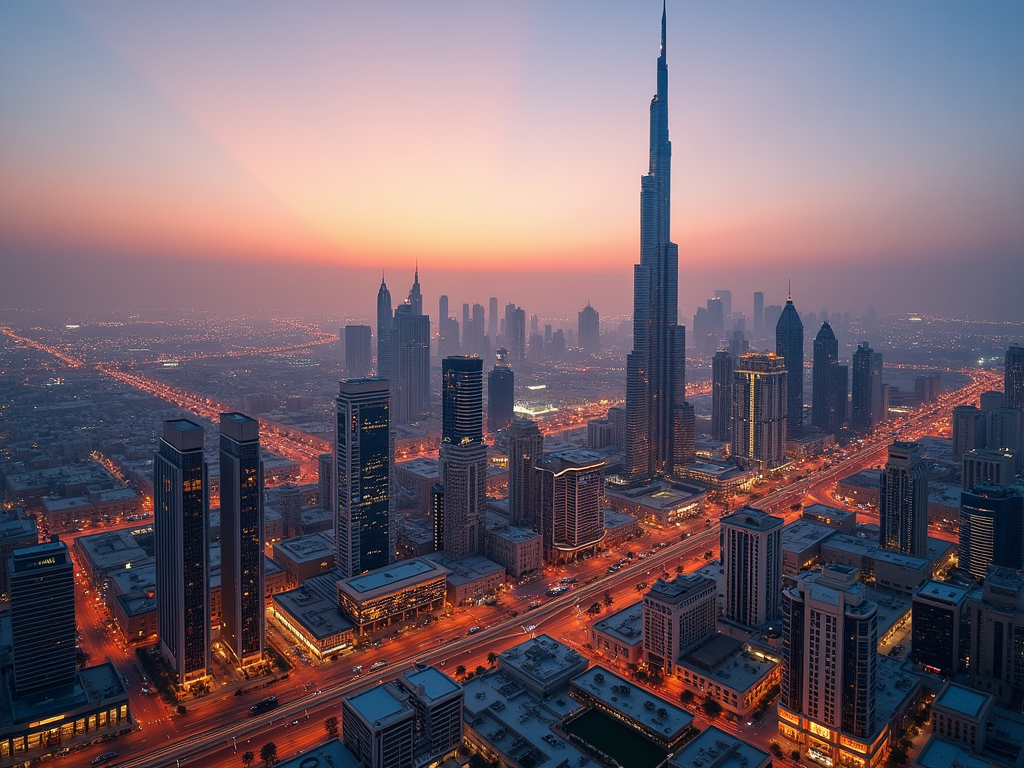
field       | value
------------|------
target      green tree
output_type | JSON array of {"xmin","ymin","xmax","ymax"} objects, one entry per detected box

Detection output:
[
  {"xmin": 324, "ymin": 715, "xmax": 339, "ymax": 737},
  {"xmin": 242, "ymin": 751, "xmax": 255, "ymax": 767},
  {"xmin": 260, "ymin": 742, "xmax": 278, "ymax": 766},
  {"xmin": 702, "ymin": 697, "xmax": 722, "ymax": 717}
]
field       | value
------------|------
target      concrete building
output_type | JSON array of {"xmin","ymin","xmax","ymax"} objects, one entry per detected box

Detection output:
[
  {"xmin": 913, "ymin": 682, "xmax": 1024, "ymax": 768},
  {"xmin": 912, "ymin": 580, "xmax": 972, "ymax": 676},
  {"xmin": 423, "ymin": 551, "xmax": 505, "ymax": 605},
  {"xmin": 800, "ymin": 503, "xmax": 856, "ymax": 533},
  {"xmin": 497, "ymin": 634, "xmax": 589, "ymax": 698},
  {"xmin": 153, "ymin": 419, "xmax": 210, "ymax": 685},
  {"xmin": 721, "ymin": 507, "xmax": 783, "ymax": 629},
  {"xmin": 963, "ymin": 449, "xmax": 1016, "ymax": 490},
  {"xmin": 821, "ymin": 533, "xmax": 931, "ymax": 594},
  {"xmin": 0, "ymin": 509, "xmax": 36, "ymax": 599},
  {"xmin": 604, "ymin": 480, "xmax": 706, "ymax": 527},
  {"xmin": 336, "ymin": 557, "xmax": 448, "ymax": 636},
  {"xmin": 642, "ymin": 574, "xmax": 716, "ymax": 674},
  {"xmin": 966, "ymin": 568, "xmax": 1024, "ymax": 706},
  {"xmin": 678, "ymin": 636, "xmax": 782, "ymax": 718},
  {"xmin": 731, "ymin": 353, "xmax": 789, "ymax": 471},
  {"xmin": 507, "ymin": 418, "xmax": 543, "ymax": 529},
  {"xmin": 959, "ymin": 485, "xmax": 1024, "ymax": 579},
  {"xmin": 272, "ymin": 533, "xmax": 336, "ymax": 587},
  {"xmin": 393, "ymin": 458, "xmax": 440, "ymax": 518},
  {"xmin": 668, "ymin": 726, "xmax": 772, "ymax": 768},
  {"xmin": 272, "ymin": 581, "xmax": 355, "ymax": 660},
  {"xmin": 342, "ymin": 683, "xmax": 415, "ymax": 768},
  {"xmin": 781, "ymin": 520, "xmax": 837, "ymax": 575},
  {"xmin": 880, "ymin": 441, "xmax": 929, "ymax": 559},
  {"xmin": 589, "ymin": 600, "xmax": 644, "ymax": 665},
  {"xmin": 536, "ymin": 450, "xmax": 606, "ymax": 564},
  {"xmin": 484, "ymin": 522, "xmax": 542, "ymax": 578}
]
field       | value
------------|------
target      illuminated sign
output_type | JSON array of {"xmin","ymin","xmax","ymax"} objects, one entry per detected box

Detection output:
[
  {"xmin": 778, "ymin": 708, "xmax": 799, "ymax": 725},
  {"xmin": 809, "ymin": 722, "xmax": 833, "ymax": 740}
]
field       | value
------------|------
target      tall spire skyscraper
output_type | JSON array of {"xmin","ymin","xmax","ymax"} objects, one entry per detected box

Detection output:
[{"xmin": 626, "ymin": 4, "xmax": 686, "ymax": 481}]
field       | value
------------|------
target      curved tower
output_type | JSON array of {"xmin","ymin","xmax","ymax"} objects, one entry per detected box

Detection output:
[{"xmin": 626, "ymin": 3, "xmax": 686, "ymax": 480}]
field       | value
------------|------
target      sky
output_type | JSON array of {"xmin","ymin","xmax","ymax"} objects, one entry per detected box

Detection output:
[{"xmin": 1, "ymin": 1, "xmax": 1023, "ymax": 323}]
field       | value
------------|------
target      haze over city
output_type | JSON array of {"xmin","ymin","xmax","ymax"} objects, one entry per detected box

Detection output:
[{"xmin": 2, "ymin": 1, "xmax": 1023, "ymax": 320}]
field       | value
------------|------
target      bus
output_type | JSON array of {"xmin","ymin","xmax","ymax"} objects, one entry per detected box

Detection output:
[{"xmin": 250, "ymin": 696, "xmax": 279, "ymax": 715}]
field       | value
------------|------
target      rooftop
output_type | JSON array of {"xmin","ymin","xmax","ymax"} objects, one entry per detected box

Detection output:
[
  {"xmin": 680, "ymin": 639, "xmax": 779, "ymax": 695},
  {"xmin": 824, "ymin": 533, "xmax": 930, "ymax": 571},
  {"xmin": 591, "ymin": 601, "xmax": 644, "ymax": 646},
  {"xmin": 273, "ymin": 532, "xmax": 334, "ymax": 563},
  {"xmin": 721, "ymin": 506, "xmax": 784, "ymax": 532},
  {"xmin": 273, "ymin": 584, "xmax": 354, "ymax": 641},
  {"xmin": 395, "ymin": 457, "xmax": 440, "ymax": 478},
  {"xmin": 274, "ymin": 741, "xmax": 362, "ymax": 768},
  {"xmin": 423, "ymin": 552, "xmax": 504, "ymax": 586},
  {"xmin": 802, "ymin": 503, "xmax": 854, "ymax": 523},
  {"xmin": 498, "ymin": 634, "xmax": 588, "ymax": 687},
  {"xmin": 401, "ymin": 666, "xmax": 461, "ymax": 702},
  {"xmin": 345, "ymin": 684, "xmax": 410, "ymax": 726},
  {"xmin": 915, "ymin": 579, "xmax": 972, "ymax": 607},
  {"xmin": 839, "ymin": 469, "xmax": 882, "ymax": 489},
  {"xmin": 934, "ymin": 683, "xmax": 990, "ymax": 719},
  {"xmin": 570, "ymin": 665, "xmax": 694, "ymax": 741},
  {"xmin": 668, "ymin": 725, "xmax": 771, "ymax": 768},
  {"xmin": 781, "ymin": 520, "xmax": 837, "ymax": 551},
  {"xmin": 647, "ymin": 574, "xmax": 716, "ymax": 605},
  {"xmin": 338, "ymin": 557, "xmax": 447, "ymax": 599}
]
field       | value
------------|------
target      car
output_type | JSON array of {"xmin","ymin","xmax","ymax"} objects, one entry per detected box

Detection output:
[
  {"xmin": 370, "ymin": 659, "xmax": 389, "ymax": 671},
  {"xmin": 352, "ymin": 665, "xmax": 363, "ymax": 674},
  {"xmin": 91, "ymin": 753, "xmax": 118, "ymax": 766},
  {"xmin": 468, "ymin": 626, "xmax": 483, "ymax": 634}
]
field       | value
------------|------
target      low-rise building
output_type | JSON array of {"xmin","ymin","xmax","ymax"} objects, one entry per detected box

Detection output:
[
  {"xmin": 498, "ymin": 634, "xmax": 589, "ymax": 698},
  {"xmin": 821, "ymin": 533, "xmax": 931, "ymax": 593},
  {"xmin": 569, "ymin": 666, "xmax": 695, "ymax": 751},
  {"xmin": 801, "ymin": 503, "xmax": 856, "ymax": 533},
  {"xmin": 394, "ymin": 458, "xmax": 441, "ymax": 518},
  {"xmin": 677, "ymin": 461, "xmax": 756, "ymax": 492},
  {"xmin": 41, "ymin": 486, "xmax": 140, "ymax": 532},
  {"xmin": 590, "ymin": 601, "xmax": 644, "ymax": 665},
  {"xmin": 272, "ymin": 580, "xmax": 356, "ymax": 660},
  {"xmin": 676, "ymin": 636, "xmax": 781, "ymax": 718},
  {"xmin": 781, "ymin": 520, "xmax": 837, "ymax": 575},
  {"xmin": 668, "ymin": 725, "xmax": 772, "ymax": 768},
  {"xmin": 423, "ymin": 552, "xmax": 505, "ymax": 605},
  {"xmin": 605, "ymin": 481, "xmax": 706, "ymax": 526},
  {"xmin": 299, "ymin": 506, "xmax": 332, "ymax": 535},
  {"xmin": 336, "ymin": 558, "xmax": 448, "ymax": 636},
  {"xmin": 0, "ymin": 509, "xmax": 37, "ymax": 598},
  {"xmin": 837, "ymin": 469, "xmax": 882, "ymax": 507},
  {"xmin": 914, "ymin": 682, "xmax": 1024, "ymax": 768},
  {"xmin": 272, "ymin": 532, "xmax": 336, "ymax": 587},
  {"xmin": 74, "ymin": 524, "xmax": 154, "ymax": 587},
  {"xmin": 485, "ymin": 523, "xmax": 542, "ymax": 578}
]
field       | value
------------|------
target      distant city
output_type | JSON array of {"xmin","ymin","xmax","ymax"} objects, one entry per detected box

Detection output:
[{"xmin": 2, "ymin": 7, "xmax": 1024, "ymax": 768}]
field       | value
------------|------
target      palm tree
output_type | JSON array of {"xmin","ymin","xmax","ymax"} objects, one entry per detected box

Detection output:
[
  {"xmin": 603, "ymin": 591, "xmax": 613, "ymax": 607},
  {"xmin": 324, "ymin": 715, "xmax": 339, "ymax": 737},
  {"xmin": 456, "ymin": 664, "xmax": 467, "ymax": 678},
  {"xmin": 486, "ymin": 651, "xmax": 497, "ymax": 667},
  {"xmin": 242, "ymin": 751, "xmax": 255, "ymax": 767},
  {"xmin": 260, "ymin": 742, "xmax": 278, "ymax": 766}
]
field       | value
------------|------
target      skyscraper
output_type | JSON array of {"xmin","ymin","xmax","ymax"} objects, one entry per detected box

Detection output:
[
  {"xmin": 376, "ymin": 274, "xmax": 398, "ymax": 384},
  {"xmin": 714, "ymin": 290, "xmax": 732, "ymax": 325},
  {"xmin": 488, "ymin": 296, "xmax": 498, "ymax": 341},
  {"xmin": 336, "ymin": 378, "xmax": 394, "ymax": 577},
  {"xmin": 219, "ymin": 412, "xmax": 264, "ymax": 666},
  {"xmin": 720, "ymin": 507, "xmax": 783, "ymax": 630},
  {"xmin": 393, "ymin": 269, "xmax": 430, "ymax": 423},
  {"xmin": 1005, "ymin": 346, "xmax": 1024, "ymax": 411},
  {"xmin": 642, "ymin": 574, "xmax": 716, "ymax": 674},
  {"xmin": 578, "ymin": 303, "xmax": 600, "ymax": 354},
  {"xmin": 344, "ymin": 324, "xmax": 372, "ymax": 379},
  {"xmin": 731, "ymin": 353, "xmax": 788, "ymax": 471},
  {"xmin": 851, "ymin": 342, "xmax": 877, "ymax": 433},
  {"xmin": 776, "ymin": 295, "xmax": 804, "ymax": 436},
  {"xmin": 536, "ymin": 450, "xmax": 606, "ymax": 564},
  {"xmin": 626, "ymin": 6, "xmax": 686, "ymax": 482},
  {"xmin": 440, "ymin": 356, "xmax": 486, "ymax": 558},
  {"xmin": 504, "ymin": 303, "xmax": 526, "ymax": 365},
  {"xmin": 780, "ymin": 565, "xmax": 879, "ymax": 764},
  {"xmin": 711, "ymin": 349, "xmax": 734, "ymax": 443},
  {"xmin": 834, "ymin": 364, "xmax": 849, "ymax": 431},
  {"xmin": 9, "ymin": 538, "xmax": 76, "ymax": 697},
  {"xmin": 154, "ymin": 419, "xmax": 210, "ymax": 684},
  {"xmin": 487, "ymin": 348, "xmax": 514, "ymax": 434},
  {"xmin": 812, "ymin": 321, "xmax": 839, "ymax": 434},
  {"xmin": 952, "ymin": 405, "xmax": 987, "ymax": 458},
  {"xmin": 959, "ymin": 484, "xmax": 1024, "ymax": 579},
  {"xmin": 507, "ymin": 418, "xmax": 543, "ymax": 529},
  {"xmin": 753, "ymin": 291, "xmax": 764, "ymax": 338},
  {"xmin": 879, "ymin": 441, "xmax": 928, "ymax": 559}
]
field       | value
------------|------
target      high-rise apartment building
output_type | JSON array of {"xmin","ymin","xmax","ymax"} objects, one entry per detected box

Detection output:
[
  {"xmin": 578, "ymin": 303, "xmax": 600, "ymax": 354},
  {"xmin": 219, "ymin": 413, "xmax": 264, "ymax": 666},
  {"xmin": 1005, "ymin": 346, "xmax": 1024, "ymax": 411},
  {"xmin": 776, "ymin": 296, "xmax": 805, "ymax": 436},
  {"xmin": 780, "ymin": 565, "xmax": 879, "ymax": 765},
  {"xmin": 626, "ymin": 7, "xmax": 687, "ymax": 482},
  {"xmin": 488, "ymin": 297, "xmax": 498, "ymax": 341},
  {"xmin": 504, "ymin": 304, "xmax": 526, "ymax": 366},
  {"xmin": 966, "ymin": 568, "xmax": 1024, "ymax": 705},
  {"xmin": 318, "ymin": 452, "xmax": 333, "ymax": 513},
  {"xmin": 988, "ymin": 407, "xmax": 1023, "ymax": 474},
  {"xmin": 753, "ymin": 291, "xmax": 764, "ymax": 338},
  {"xmin": 911, "ymin": 580, "xmax": 970, "ymax": 677},
  {"xmin": 879, "ymin": 441, "xmax": 928, "ymax": 559},
  {"xmin": 154, "ymin": 419, "xmax": 210, "ymax": 684},
  {"xmin": 336, "ymin": 379, "xmax": 393, "ymax": 577},
  {"xmin": 962, "ymin": 449, "xmax": 1015, "ymax": 490},
  {"xmin": 959, "ymin": 484, "xmax": 1024, "ymax": 579},
  {"xmin": 731, "ymin": 353, "xmax": 788, "ymax": 471},
  {"xmin": 642, "ymin": 574, "xmax": 716, "ymax": 674},
  {"xmin": 376, "ymin": 274, "xmax": 397, "ymax": 385},
  {"xmin": 394, "ymin": 269, "xmax": 430, "ymax": 423},
  {"xmin": 344, "ymin": 324, "xmax": 372, "ymax": 379},
  {"xmin": 851, "ymin": 342, "xmax": 878, "ymax": 433},
  {"xmin": 833, "ymin": 365, "xmax": 849, "ymax": 431},
  {"xmin": 440, "ymin": 357, "xmax": 486, "ymax": 558},
  {"xmin": 721, "ymin": 507, "xmax": 783, "ymax": 629},
  {"xmin": 507, "ymin": 417, "xmax": 543, "ymax": 529},
  {"xmin": 952, "ymin": 405, "xmax": 987, "ymax": 459},
  {"xmin": 711, "ymin": 349, "xmax": 734, "ymax": 443},
  {"xmin": 536, "ymin": 450, "xmax": 606, "ymax": 563},
  {"xmin": 812, "ymin": 322, "xmax": 839, "ymax": 434},
  {"xmin": 9, "ymin": 538, "xmax": 76, "ymax": 697},
  {"xmin": 486, "ymin": 348, "xmax": 514, "ymax": 434}
]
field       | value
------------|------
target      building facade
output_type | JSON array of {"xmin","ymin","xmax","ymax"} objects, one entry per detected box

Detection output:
[
  {"xmin": 712, "ymin": 349, "xmax": 735, "ymax": 443},
  {"xmin": 440, "ymin": 356, "xmax": 487, "ymax": 558},
  {"xmin": 219, "ymin": 413, "xmax": 265, "ymax": 666},
  {"xmin": 154, "ymin": 419, "xmax": 210, "ymax": 685},
  {"xmin": 879, "ymin": 441, "xmax": 929, "ymax": 559},
  {"xmin": 812, "ymin": 321, "xmax": 840, "ymax": 434},
  {"xmin": 335, "ymin": 378, "xmax": 394, "ymax": 578},
  {"xmin": 344, "ymin": 324, "xmax": 372, "ymax": 379},
  {"xmin": 642, "ymin": 574, "xmax": 716, "ymax": 674},
  {"xmin": 959, "ymin": 484, "xmax": 1024, "ymax": 579},
  {"xmin": 721, "ymin": 507, "xmax": 783, "ymax": 629},
  {"xmin": 776, "ymin": 296, "xmax": 805, "ymax": 436},
  {"xmin": 731, "ymin": 353, "xmax": 788, "ymax": 471},
  {"xmin": 486, "ymin": 348, "xmax": 514, "ymax": 434},
  {"xmin": 536, "ymin": 450, "xmax": 606, "ymax": 563}
]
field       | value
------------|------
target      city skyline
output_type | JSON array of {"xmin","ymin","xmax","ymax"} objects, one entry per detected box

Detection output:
[{"xmin": 2, "ymin": 2, "xmax": 1023, "ymax": 320}]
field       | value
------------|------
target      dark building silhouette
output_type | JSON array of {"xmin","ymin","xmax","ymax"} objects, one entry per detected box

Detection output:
[
  {"xmin": 812, "ymin": 321, "xmax": 839, "ymax": 434},
  {"xmin": 344, "ymin": 324, "xmax": 372, "ymax": 379},
  {"xmin": 776, "ymin": 295, "xmax": 804, "ymax": 436},
  {"xmin": 1006, "ymin": 346, "xmax": 1024, "ymax": 411},
  {"xmin": 154, "ymin": 419, "xmax": 210, "ymax": 684},
  {"xmin": 753, "ymin": 291, "xmax": 764, "ymax": 338},
  {"xmin": 219, "ymin": 412, "xmax": 264, "ymax": 666},
  {"xmin": 711, "ymin": 349, "xmax": 734, "ymax": 443},
  {"xmin": 578, "ymin": 303, "xmax": 600, "ymax": 354},
  {"xmin": 376, "ymin": 274, "xmax": 398, "ymax": 385},
  {"xmin": 959, "ymin": 484, "xmax": 1024, "ymax": 579},
  {"xmin": 9, "ymin": 538, "xmax": 76, "ymax": 697},
  {"xmin": 336, "ymin": 378, "xmax": 393, "ymax": 577},
  {"xmin": 851, "ymin": 342, "xmax": 878, "ymax": 433},
  {"xmin": 911, "ymin": 581, "xmax": 970, "ymax": 677},
  {"xmin": 879, "ymin": 441, "xmax": 928, "ymax": 559},
  {"xmin": 440, "ymin": 356, "xmax": 486, "ymax": 558},
  {"xmin": 626, "ymin": 6, "xmax": 686, "ymax": 481},
  {"xmin": 487, "ymin": 348, "xmax": 515, "ymax": 434},
  {"xmin": 834, "ymin": 365, "xmax": 849, "ymax": 431}
]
